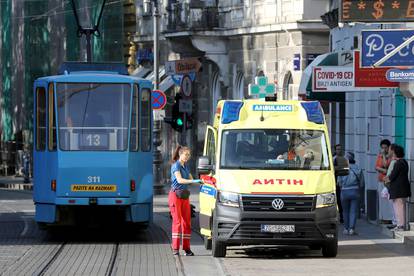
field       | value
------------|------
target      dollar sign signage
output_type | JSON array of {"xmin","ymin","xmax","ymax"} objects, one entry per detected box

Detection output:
[
  {"xmin": 372, "ymin": 0, "xmax": 384, "ymax": 19},
  {"xmin": 340, "ymin": 0, "xmax": 414, "ymax": 22}
]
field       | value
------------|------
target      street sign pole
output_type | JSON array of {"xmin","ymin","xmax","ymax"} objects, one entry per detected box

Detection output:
[{"xmin": 152, "ymin": 0, "xmax": 164, "ymax": 195}]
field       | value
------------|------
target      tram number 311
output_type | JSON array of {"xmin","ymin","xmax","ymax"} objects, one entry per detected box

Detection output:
[
  {"xmin": 86, "ymin": 134, "xmax": 101, "ymax": 146},
  {"xmin": 88, "ymin": 176, "xmax": 101, "ymax": 183}
]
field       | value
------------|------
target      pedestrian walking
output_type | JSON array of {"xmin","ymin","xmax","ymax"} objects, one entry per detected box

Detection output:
[
  {"xmin": 384, "ymin": 145, "xmax": 412, "ymax": 231},
  {"xmin": 375, "ymin": 139, "xmax": 394, "ymax": 224},
  {"xmin": 333, "ymin": 144, "xmax": 347, "ymax": 223},
  {"xmin": 384, "ymin": 144, "xmax": 398, "ymax": 228},
  {"xmin": 338, "ymin": 152, "xmax": 364, "ymax": 235},
  {"xmin": 169, "ymin": 145, "xmax": 203, "ymax": 256}
]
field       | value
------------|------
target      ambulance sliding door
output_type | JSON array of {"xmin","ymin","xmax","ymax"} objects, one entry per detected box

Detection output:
[{"xmin": 199, "ymin": 126, "xmax": 217, "ymax": 236}]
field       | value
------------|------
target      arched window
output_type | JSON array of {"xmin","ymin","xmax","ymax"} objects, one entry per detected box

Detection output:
[
  {"xmin": 283, "ymin": 71, "xmax": 293, "ymax": 100},
  {"xmin": 211, "ymin": 70, "xmax": 220, "ymax": 122},
  {"xmin": 234, "ymin": 72, "xmax": 245, "ymax": 99}
]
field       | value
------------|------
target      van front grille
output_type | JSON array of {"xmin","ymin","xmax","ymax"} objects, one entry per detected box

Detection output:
[{"xmin": 241, "ymin": 195, "xmax": 315, "ymax": 212}]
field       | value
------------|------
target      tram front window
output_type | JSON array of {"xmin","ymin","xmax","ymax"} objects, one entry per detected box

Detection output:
[{"xmin": 57, "ymin": 83, "xmax": 131, "ymax": 151}]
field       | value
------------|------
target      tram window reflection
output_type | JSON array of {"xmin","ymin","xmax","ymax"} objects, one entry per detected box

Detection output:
[
  {"xmin": 57, "ymin": 83, "xmax": 131, "ymax": 151},
  {"xmin": 141, "ymin": 88, "xmax": 151, "ymax": 152},
  {"xmin": 36, "ymin": 87, "xmax": 46, "ymax": 151}
]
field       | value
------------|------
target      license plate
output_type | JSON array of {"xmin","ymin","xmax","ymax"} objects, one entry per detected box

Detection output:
[
  {"xmin": 71, "ymin": 185, "xmax": 117, "ymax": 192},
  {"xmin": 261, "ymin": 224, "xmax": 295, "ymax": 233}
]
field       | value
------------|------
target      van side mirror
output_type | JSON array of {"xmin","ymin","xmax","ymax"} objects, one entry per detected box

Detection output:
[{"xmin": 198, "ymin": 156, "xmax": 213, "ymax": 175}]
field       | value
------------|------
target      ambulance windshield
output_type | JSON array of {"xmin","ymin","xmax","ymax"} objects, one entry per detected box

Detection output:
[{"xmin": 220, "ymin": 129, "xmax": 330, "ymax": 170}]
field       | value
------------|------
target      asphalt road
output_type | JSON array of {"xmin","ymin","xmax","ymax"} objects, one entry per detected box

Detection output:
[{"xmin": 0, "ymin": 188, "xmax": 413, "ymax": 276}]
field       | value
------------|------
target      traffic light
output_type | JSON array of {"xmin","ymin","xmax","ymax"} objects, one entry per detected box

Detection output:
[
  {"xmin": 164, "ymin": 93, "xmax": 194, "ymax": 132},
  {"xmin": 185, "ymin": 114, "xmax": 193, "ymax": 130},
  {"xmin": 164, "ymin": 94, "xmax": 184, "ymax": 132}
]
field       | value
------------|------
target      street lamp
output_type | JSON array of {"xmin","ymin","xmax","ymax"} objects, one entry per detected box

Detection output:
[
  {"xmin": 70, "ymin": 0, "xmax": 107, "ymax": 62},
  {"xmin": 144, "ymin": 0, "xmax": 164, "ymax": 194}
]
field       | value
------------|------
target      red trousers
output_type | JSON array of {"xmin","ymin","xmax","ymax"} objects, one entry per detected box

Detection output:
[{"xmin": 168, "ymin": 191, "xmax": 191, "ymax": 250}]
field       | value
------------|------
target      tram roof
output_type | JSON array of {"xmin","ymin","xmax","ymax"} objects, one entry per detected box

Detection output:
[{"xmin": 35, "ymin": 72, "xmax": 152, "ymax": 85}]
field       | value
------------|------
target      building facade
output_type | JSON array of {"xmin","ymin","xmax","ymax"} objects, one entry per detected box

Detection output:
[
  {"xmin": 308, "ymin": 2, "xmax": 414, "ymax": 224},
  {"xmin": 0, "ymin": 1, "xmax": 129, "ymax": 174},
  {"xmin": 132, "ymin": 0, "xmax": 332, "ymax": 185}
]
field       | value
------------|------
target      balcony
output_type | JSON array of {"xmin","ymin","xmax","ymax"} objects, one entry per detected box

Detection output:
[{"xmin": 166, "ymin": 3, "xmax": 219, "ymax": 32}]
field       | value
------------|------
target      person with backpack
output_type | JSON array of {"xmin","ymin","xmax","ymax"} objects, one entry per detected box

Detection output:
[{"xmin": 338, "ymin": 152, "xmax": 365, "ymax": 235}]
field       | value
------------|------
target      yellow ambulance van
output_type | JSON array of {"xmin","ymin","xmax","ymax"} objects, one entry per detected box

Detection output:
[{"xmin": 198, "ymin": 98, "xmax": 347, "ymax": 258}]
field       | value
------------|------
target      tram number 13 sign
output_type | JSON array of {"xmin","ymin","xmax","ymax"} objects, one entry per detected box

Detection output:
[{"xmin": 312, "ymin": 66, "xmax": 355, "ymax": 92}]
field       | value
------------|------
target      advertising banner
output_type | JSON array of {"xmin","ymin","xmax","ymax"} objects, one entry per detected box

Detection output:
[
  {"xmin": 361, "ymin": 29, "xmax": 414, "ymax": 67},
  {"xmin": 354, "ymin": 51, "xmax": 398, "ymax": 87},
  {"xmin": 312, "ymin": 66, "xmax": 356, "ymax": 92}
]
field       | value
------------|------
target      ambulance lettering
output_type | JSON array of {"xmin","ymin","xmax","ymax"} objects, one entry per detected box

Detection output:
[{"xmin": 253, "ymin": 179, "xmax": 303, "ymax": 185}]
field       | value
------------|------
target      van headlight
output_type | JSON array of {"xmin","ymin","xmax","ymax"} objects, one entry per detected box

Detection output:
[
  {"xmin": 316, "ymin": 193, "xmax": 336, "ymax": 208},
  {"xmin": 218, "ymin": 191, "xmax": 240, "ymax": 207}
]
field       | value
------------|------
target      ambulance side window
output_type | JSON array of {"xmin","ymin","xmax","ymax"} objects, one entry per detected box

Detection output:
[{"xmin": 206, "ymin": 129, "xmax": 216, "ymax": 165}]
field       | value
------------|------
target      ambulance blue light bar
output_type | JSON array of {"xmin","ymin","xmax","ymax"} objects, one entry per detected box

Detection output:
[
  {"xmin": 222, "ymin": 101, "xmax": 244, "ymax": 124},
  {"xmin": 301, "ymin": 101, "xmax": 324, "ymax": 124}
]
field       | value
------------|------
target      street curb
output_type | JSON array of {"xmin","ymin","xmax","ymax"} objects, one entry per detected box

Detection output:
[{"xmin": 0, "ymin": 183, "xmax": 33, "ymax": 191}]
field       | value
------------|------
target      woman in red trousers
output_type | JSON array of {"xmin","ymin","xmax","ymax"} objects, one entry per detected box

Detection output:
[{"xmin": 169, "ymin": 145, "xmax": 203, "ymax": 256}]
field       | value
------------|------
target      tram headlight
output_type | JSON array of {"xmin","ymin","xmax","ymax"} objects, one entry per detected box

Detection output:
[
  {"xmin": 218, "ymin": 191, "xmax": 240, "ymax": 207},
  {"xmin": 315, "ymin": 193, "xmax": 336, "ymax": 208}
]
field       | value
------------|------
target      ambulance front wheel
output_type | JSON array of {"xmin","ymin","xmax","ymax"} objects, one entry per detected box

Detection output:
[
  {"xmin": 204, "ymin": 236, "xmax": 212, "ymax": 250},
  {"xmin": 212, "ymin": 235, "xmax": 226, "ymax": 257},
  {"xmin": 212, "ymin": 222, "xmax": 226, "ymax": 257},
  {"xmin": 322, "ymin": 239, "xmax": 338, "ymax": 258}
]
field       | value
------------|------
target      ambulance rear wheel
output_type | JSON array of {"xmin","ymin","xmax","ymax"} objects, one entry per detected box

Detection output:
[
  {"xmin": 204, "ymin": 236, "xmax": 212, "ymax": 250},
  {"xmin": 322, "ymin": 239, "xmax": 338, "ymax": 258}
]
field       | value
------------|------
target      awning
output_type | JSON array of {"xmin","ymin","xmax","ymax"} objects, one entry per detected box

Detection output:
[
  {"xmin": 146, "ymin": 66, "xmax": 166, "ymax": 81},
  {"xmin": 299, "ymin": 52, "xmax": 345, "ymax": 102},
  {"xmin": 159, "ymin": 76, "xmax": 175, "ymax": 92},
  {"xmin": 131, "ymin": 66, "xmax": 175, "ymax": 92},
  {"xmin": 131, "ymin": 66, "xmax": 151, "ymax": 78}
]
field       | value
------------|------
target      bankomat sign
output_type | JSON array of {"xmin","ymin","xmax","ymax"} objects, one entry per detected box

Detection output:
[{"xmin": 361, "ymin": 29, "xmax": 414, "ymax": 67}]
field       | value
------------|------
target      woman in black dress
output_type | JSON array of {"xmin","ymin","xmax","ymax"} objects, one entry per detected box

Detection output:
[{"xmin": 384, "ymin": 145, "xmax": 411, "ymax": 231}]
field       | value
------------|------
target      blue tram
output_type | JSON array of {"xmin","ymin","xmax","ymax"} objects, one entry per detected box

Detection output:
[{"xmin": 33, "ymin": 64, "xmax": 153, "ymax": 226}]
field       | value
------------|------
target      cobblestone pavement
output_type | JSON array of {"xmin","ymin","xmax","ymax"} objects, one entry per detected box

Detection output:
[
  {"xmin": 0, "ymin": 189, "xmax": 179, "ymax": 276},
  {"xmin": 1, "ymin": 186, "xmax": 414, "ymax": 276}
]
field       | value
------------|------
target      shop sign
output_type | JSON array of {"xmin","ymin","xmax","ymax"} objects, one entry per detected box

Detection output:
[
  {"xmin": 340, "ymin": 0, "xmax": 414, "ymax": 22},
  {"xmin": 354, "ymin": 51, "xmax": 399, "ymax": 87},
  {"xmin": 293, "ymin": 54, "xmax": 301, "ymax": 71},
  {"xmin": 386, "ymin": 68, "xmax": 414, "ymax": 82},
  {"xmin": 137, "ymin": 49, "xmax": 153, "ymax": 64},
  {"xmin": 312, "ymin": 66, "xmax": 356, "ymax": 92},
  {"xmin": 165, "ymin": 58, "xmax": 202, "ymax": 75},
  {"xmin": 361, "ymin": 29, "xmax": 414, "ymax": 67},
  {"xmin": 306, "ymin": 54, "xmax": 320, "ymax": 66}
]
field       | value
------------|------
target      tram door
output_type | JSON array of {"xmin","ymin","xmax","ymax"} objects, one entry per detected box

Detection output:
[
  {"xmin": 33, "ymin": 83, "xmax": 48, "ymax": 202},
  {"xmin": 33, "ymin": 82, "xmax": 58, "ymax": 203},
  {"xmin": 129, "ymin": 84, "xmax": 153, "ymax": 211}
]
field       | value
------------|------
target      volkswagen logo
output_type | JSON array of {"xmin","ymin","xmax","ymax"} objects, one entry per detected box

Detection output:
[{"xmin": 272, "ymin": 198, "xmax": 284, "ymax": 210}]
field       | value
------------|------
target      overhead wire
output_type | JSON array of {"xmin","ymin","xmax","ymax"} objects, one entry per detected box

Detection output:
[{"xmin": 1, "ymin": 0, "xmax": 125, "ymax": 21}]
